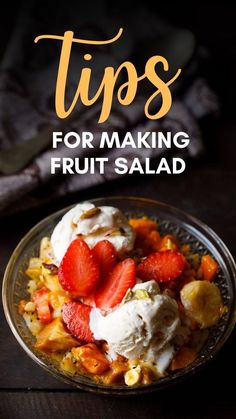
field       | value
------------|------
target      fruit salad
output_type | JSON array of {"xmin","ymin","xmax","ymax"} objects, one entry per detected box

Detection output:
[{"xmin": 19, "ymin": 202, "xmax": 224, "ymax": 387}]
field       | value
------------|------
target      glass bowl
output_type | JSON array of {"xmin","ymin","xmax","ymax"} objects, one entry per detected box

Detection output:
[{"xmin": 2, "ymin": 196, "xmax": 236, "ymax": 395}]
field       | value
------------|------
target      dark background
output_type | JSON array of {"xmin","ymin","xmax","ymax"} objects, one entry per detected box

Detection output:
[{"xmin": 0, "ymin": 2, "xmax": 235, "ymax": 418}]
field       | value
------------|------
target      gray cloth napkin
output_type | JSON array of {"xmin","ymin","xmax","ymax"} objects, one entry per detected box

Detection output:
[{"xmin": 0, "ymin": 2, "xmax": 219, "ymax": 215}]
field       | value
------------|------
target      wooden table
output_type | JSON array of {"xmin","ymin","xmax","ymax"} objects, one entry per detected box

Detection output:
[{"xmin": 0, "ymin": 114, "xmax": 235, "ymax": 418}]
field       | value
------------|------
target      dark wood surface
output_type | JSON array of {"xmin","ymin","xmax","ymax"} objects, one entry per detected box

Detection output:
[{"xmin": 0, "ymin": 116, "xmax": 236, "ymax": 418}]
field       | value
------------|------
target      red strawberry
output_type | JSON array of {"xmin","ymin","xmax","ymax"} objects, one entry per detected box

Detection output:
[
  {"xmin": 92, "ymin": 240, "xmax": 117, "ymax": 280},
  {"xmin": 58, "ymin": 239, "xmax": 100, "ymax": 297},
  {"xmin": 95, "ymin": 258, "xmax": 136, "ymax": 310},
  {"xmin": 137, "ymin": 250, "xmax": 186, "ymax": 282},
  {"xmin": 62, "ymin": 301, "xmax": 95, "ymax": 342}
]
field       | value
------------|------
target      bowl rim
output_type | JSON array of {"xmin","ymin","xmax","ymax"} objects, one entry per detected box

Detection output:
[{"xmin": 2, "ymin": 195, "xmax": 236, "ymax": 395}]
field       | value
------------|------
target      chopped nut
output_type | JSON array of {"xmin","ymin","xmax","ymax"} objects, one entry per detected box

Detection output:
[
  {"xmin": 104, "ymin": 227, "xmax": 123, "ymax": 237},
  {"xmin": 134, "ymin": 289, "xmax": 150, "ymax": 300},
  {"xmin": 24, "ymin": 301, "xmax": 36, "ymax": 312},
  {"xmin": 124, "ymin": 365, "xmax": 141, "ymax": 386},
  {"xmin": 80, "ymin": 207, "xmax": 101, "ymax": 219}
]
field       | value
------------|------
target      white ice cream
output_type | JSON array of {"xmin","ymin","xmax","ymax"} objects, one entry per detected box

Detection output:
[
  {"xmin": 51, "ymin": 202, "xmax": 135, "ymax": 262},
  {"xmin": 90, "ymin": 280, "xmax": 180, "ymax": 371}
]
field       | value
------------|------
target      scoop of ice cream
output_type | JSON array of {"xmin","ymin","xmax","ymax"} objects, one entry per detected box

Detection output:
[
  {"xmin": 90, "ymin": 280, "xmax": 180, "ymax": 361},
  {"xmin": 151, "ymin": 343, "xmax": 175, "ymax": 375},
  {"xmin": 51, "ymin": 202, "xmax": 135, "ymax": 262}
]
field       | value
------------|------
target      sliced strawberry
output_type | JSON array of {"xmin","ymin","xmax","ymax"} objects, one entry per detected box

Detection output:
[
  {"xmin": 137, "ymin": 250, "xmax": 186, "ymax": 282},
  {"xmin": 95, "ymin": 258, "xmax": 136, "ymax": 310},
  {"xmin": 62, "ymin": 301, "xmax": 95, "ymax": 342},
  {"xmin": 92, "ymin": 240, "xmax": 117, "ymax": 280},
  {"xmin": 58, "ymin": 239, "xmax": 100, "ymax": 297},
  {"xmin": 33, "ymin": 287, "xmax": 52, "ymax": 324}
]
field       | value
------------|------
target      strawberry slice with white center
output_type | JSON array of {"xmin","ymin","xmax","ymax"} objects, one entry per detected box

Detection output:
[
  {"xmin": 137, "ymin": 250, "xmax": 186, "ymax": 282},
  {"xmin": 62, "ymin": 301, "xmax": 95, "ymax": 342},
  {"xmin": 95, "ymin": 258, "xmax": 136, "ymax": 310},
  {"xmin": 58, "ymin": 239, "xmax": 100, "ymax": 297},
  {"xmin": 92, "ymin": 240, "xmax": 117, "ymax": 281}
]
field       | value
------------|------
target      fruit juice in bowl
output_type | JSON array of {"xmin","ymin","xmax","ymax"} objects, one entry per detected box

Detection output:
[{"xmin": 3, "ymin": 197, "xmax": 236, "ymax": 394}]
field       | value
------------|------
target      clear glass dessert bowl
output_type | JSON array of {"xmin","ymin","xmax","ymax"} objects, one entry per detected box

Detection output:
[{"xmin": 2, "ymin": 196, "xmax": 236, "ymax": 395}]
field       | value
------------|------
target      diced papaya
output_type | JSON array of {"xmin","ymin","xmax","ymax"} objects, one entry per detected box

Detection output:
[
  {"xmin": 181, "ymin": 244, "xmax": 191, "ymax": 254},
  {"xmin": 101, "ymin": 358, "xmax": 128, "ymax": 384},
  {"xmin": 129, "ymin": 217, "xmax": 160, "ymax": 255},
  {"xmin": 201, "ymin": 255, "xmax": 218, "ymax": 282},
  {"xmin": 143, "ymin": 230, "xmax": 161, "ymax": 254},
  {"xmin": 170, "ymin": 347, "xmax": 197, "ymax": 371},
  {"xmin": 129, "ymin": 217, "xmax": 158, "ymax": 240},
  {"xmin": 35, "ymin": 318, "xmax": 79, "ymax": 352},
  {"xmin": 72, "ymin": 344, "xmax": 110, "ymax": 375},
  {"xmin": 18, "ymin": 299, "xmax": 27, "ymax": 315}
]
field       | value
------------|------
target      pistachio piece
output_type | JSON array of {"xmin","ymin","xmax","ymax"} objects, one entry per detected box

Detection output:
[
  {"xmin": 134, "ymin": 289, "xmax": 150, "ymax": 300},
  {"xmin": 80, "ymin": 207, "xmax": 101, "ymax": 219}
]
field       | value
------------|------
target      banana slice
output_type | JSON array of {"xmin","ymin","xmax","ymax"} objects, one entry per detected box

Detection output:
[{"xmin": 180, "ymin": 280, "xmax": 223, "ymax": 328}]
